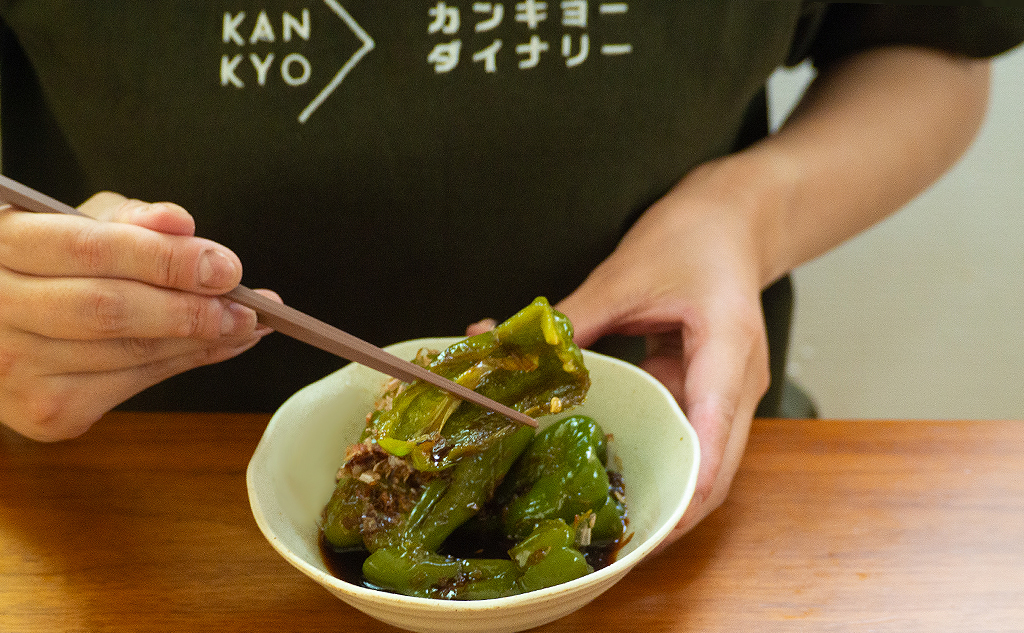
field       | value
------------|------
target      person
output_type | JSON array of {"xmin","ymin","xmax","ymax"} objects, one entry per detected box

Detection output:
[{"xmin": 1, "ymin": 3, "xmax": 1022, "ymax": 546}]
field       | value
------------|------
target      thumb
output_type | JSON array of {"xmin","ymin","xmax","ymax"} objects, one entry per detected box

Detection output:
[{"xmin": 554, "ymin": 276, "xmax": 620, "ymax": 350}]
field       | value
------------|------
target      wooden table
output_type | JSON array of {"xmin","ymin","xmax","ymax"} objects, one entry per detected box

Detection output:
[{"xmin": 2, "ymin": 413, "xmax": 1022, "ymax": 632}]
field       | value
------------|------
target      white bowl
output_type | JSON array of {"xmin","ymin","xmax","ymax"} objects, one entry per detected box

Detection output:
[{"xmin": 247, "ymin": 337, "xmax": 699, "ymax": 633}]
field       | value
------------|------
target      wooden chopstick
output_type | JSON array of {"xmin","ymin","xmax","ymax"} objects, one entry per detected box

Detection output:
[
  {"xmin": 224, "ymin": 285, "xmax": 537, "ymax": 426},
  {"xmin": 0, "ymin": 174, "xmax": 537, "ymax": 428}
]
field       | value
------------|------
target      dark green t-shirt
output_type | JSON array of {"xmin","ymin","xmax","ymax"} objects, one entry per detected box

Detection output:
[{"xmin": 1, "ymin": 2, "xmax": 1022, "ymax": 413}]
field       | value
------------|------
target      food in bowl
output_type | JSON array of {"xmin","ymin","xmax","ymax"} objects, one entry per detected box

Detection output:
[
  {"xmin": 247, "ymin": 332, "xmax": 699, "ymax": 633},
  {"xmin": 318, "ymin": 297, "xmax": 631, "ymax": 599}
]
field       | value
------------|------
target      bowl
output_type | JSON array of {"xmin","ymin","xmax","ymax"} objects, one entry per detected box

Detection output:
[{"xmin": 247, "ymin": 337, "xmax": 699, "ymax": 633}]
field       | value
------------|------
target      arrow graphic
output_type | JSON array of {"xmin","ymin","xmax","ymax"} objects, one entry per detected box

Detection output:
[{"xmin": 299, "ymin": 1, "xmax": 375, "ymax": 124}]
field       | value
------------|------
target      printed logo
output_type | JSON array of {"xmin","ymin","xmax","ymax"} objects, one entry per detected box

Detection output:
[
  {"xmin": 219, "ymin": 1, "xmax": 374, "ymax": 123},
  {"xmin": 218, "ymin": 2, "xmax": 632, "ymax": 123},
  {"xmin": 426, "ymin": 1, "xmax": 633, "ymax": 74}
]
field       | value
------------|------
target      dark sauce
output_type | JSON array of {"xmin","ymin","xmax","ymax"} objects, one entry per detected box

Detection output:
[
  {"xmin": 319, "ymin": 535, "xmax": 373, "ymax": 588},
  {"xmin": 319, "ymin": 471, "xmax": 632, "ymax": 594}
]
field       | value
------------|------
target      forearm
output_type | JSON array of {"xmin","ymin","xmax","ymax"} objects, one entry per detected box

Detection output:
[{"xmin": 686, "ymin": 45, "xmax": 992, "ymax": 289}]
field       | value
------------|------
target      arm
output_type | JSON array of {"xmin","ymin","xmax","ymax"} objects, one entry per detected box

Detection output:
[
  {"xmin": 556, "ymin": 45, "xmax": 991, "ymax": 544},
  {"xmin": 754, "ymin": 45, "xmax": 991, "ymax": 284}
]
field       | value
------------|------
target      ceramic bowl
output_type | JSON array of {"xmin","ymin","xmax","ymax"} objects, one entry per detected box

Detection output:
[{"xmin": 247, "ymin": 337, "xmax": 699, "ymax": 633}]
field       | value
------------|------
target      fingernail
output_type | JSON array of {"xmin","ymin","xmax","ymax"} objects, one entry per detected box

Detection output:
[
  {"xmin": 220, "ymin": 302, "xmax": 253, "ymax": 335},
  {"xmin": 199, "ymin": 250, "xmax": 237, "ymax": 289}
]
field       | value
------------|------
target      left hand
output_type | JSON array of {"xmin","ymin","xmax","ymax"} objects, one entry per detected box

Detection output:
[
  {"xmin": 553, "ymin": 165, "xmax": 771, "ymax": 549},
  {"xmin": 468, "ymin": 163, "xmax": 771, "ymax": 548},
  {"xmin": 467, "ymin": 45, "xmax": 995, "ymax": 550},
  {"xmin": 468, "ymin": 46, "xmax": 994, "ymax": 547}
]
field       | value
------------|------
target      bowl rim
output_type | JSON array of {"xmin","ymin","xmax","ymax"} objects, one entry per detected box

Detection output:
[{"xmin": 247, "ymin": 339, "xmax": 699, "ymax": 609}]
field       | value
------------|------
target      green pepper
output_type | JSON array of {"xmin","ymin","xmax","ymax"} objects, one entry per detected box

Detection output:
[
  {"xmin": 362, "ymin": 546, "xmax": 521, "ymax": 600},
  {"xmin": 384, "ymin": 423, "xmax": 535, "ymax": 552},
  {"xmin": 507, "ymin": 519, "xmax": 592, "ymax": 593},
  {"xmin": 321, "ymin": 297, "xmax": 590, "ymax": 555},
  {"xmin": 320, "ymin": 474, "xmax": 370, "ymax": 549},
  {"xmin": 589, "ymin": 489, "xmax": 627, "ymax": 546},
  {"xmin": 371, "ymin": 296, "xmax": 590, "ymax": 472},
  {"xmin": 498, "ymin": 415, "xmax": 612, "ymax": 540},
  {"xmin": 363, "ymin": 520, "xmax": 591, "ymax": 599},
  {"xmin": 317, "ymin": 299, "xmax": 624, "ymax": 600}
]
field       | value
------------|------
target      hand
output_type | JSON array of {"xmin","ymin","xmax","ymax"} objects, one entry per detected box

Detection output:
[
  {"xmin": 554, "ymin": 46, "xmax": 992, "ymax": 546},
  {"xmin": 554, "ymin": 166, "xmax": 772, "ymax": 549},
  {"xmin": 467, "ymin": 45, "xmax": 993, "ymax": 549},
  {"xmin": 0, "ymin": 192, "xmax": 276, "ymax": 441}
]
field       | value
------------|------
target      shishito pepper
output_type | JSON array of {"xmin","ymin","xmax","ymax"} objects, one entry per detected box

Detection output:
[
  {"xmin": 371, "ymin": 296, "xmax": 590, "ymax": 471},
  {"xmin": 358, "ymin": 416, "xmax": 626, "ymax": 598},
  {"xmin": 497, "ymin": 415, "xmax": 616, "ymax": 540},
  {"xmin": 363, "ymin": 519, "xmax": 590, "ymax": 599},
  {"xmin": 319, "ymin": 299, "xmax": 630, "ymax": 599},
  {"xmin": 457, "ymin": 415, "xmax": 628, "ymax": 549},
  {"xmin": 320, "ymin": 297, "xmax": 590, "ymax": 554}
]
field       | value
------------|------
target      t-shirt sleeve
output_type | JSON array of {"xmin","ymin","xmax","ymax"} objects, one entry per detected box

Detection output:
[{"xmin": 788, "ymin": 3, "xmax": 1024, "ymax": 69}]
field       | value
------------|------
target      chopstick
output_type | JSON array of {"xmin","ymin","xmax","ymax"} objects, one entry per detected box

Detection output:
[{"xmin": 0, "ymin": 174, "xmax": 537, "ymax": 428}]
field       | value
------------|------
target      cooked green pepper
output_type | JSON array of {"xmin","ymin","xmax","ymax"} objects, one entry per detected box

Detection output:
[
  {"xmin": 371, "ymin": 296, "xmax": 590, "ymax": 472},
  {"xmin": 386, "ymin": 423, "xmax": 534, "ymax": 552},
  {"xmin": 321, "ymin": 297, "xmax": 589, "ymax": 552},
  {"xmin": 363, "ymin": 519, "xmax": 591, "ymax": 599},
  {"xmin": 498, "ymin": 415, "xmax": 614, "ymax": 540},
  {"xmin": 362, "ymin": 546, "xmax": 520, "ymax": 600},
  {"xmin": 508, "ymin": 519, "xmax": 593, "ymax": 593},
  {"xmin": 589, "ymin": 487, "xmax": 628, "ymax": 546},
  {"xmin": 319, "ymin": 298, "xmax": 630, "ymax": 600}
]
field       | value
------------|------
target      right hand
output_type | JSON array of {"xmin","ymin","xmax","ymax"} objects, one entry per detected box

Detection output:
[{"xmin": 0, "ymin": 191, "xmax": 275, "ymax": 441}]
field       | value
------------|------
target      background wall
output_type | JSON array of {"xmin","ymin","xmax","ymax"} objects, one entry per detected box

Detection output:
[{"xmin": 769, "ymin": 46, "xmax": 1024, "ymax": 420}]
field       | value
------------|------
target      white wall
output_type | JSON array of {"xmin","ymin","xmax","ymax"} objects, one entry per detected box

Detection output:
[{"xmin": 770, "ymin": 46, "xmax": 1024, "ymax": 420}]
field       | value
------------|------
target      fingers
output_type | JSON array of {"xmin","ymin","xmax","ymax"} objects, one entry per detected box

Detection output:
[
  {"xmin": 0, "ymin": 198, "xmax": 241, "ymax": 295},
  {"xmin": 0, "ymin": 292, "xmax": 274, "ymax": 441},
  {"xmin": 0, "ymin": 270, "xmax": 255, "ymax": 340},
  {"xmin": 1, "ymin": 335, "xmax": 265, "ymax": 442},
  {"xmin": 678, "ymin": 297, "xmax": 768, "ymax": 477},
  {"xmin": 560, "ymin": 243, "xmax": 768, "ymax": 546},
  {"xmin": 554, "ymin": 272, "xmax": 621, "ymax": 350},
  {"xmin": 80, "ymin": 192, "xmax": 197, "ymax": 236},
  {"xmin": 0, "ymin": 192, "xmax": 272, "ymax": 441},
  {"xmin": 652, "ymin": 303, "xmax": 769, "ymax": 549},
  {"xmin": 465, "ymin": 318, "xmax": 497, "ymax": 336},
  {"xmin": 1, "ymin": 316, "xmax": 262, "ymax": 375}
]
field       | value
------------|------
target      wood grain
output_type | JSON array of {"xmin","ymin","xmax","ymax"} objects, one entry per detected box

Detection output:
[{"xmin": 2, "ymin": 414, "xmax": 1022, "ymax": 632}]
